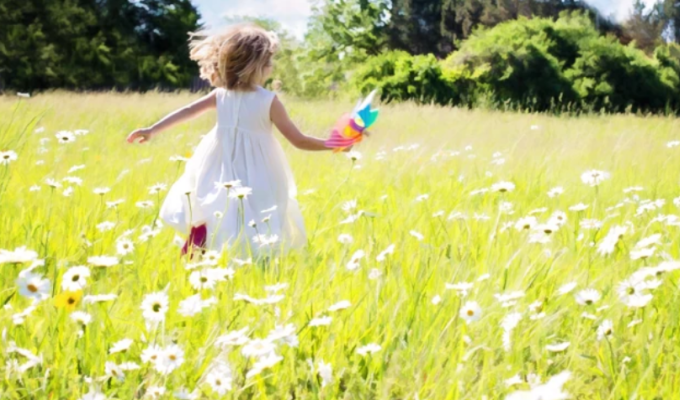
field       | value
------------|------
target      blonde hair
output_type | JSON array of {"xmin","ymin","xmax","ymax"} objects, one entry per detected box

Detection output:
[{"xmin": 190, "ymin": 23, "xmax": 279, "ymax": 90}]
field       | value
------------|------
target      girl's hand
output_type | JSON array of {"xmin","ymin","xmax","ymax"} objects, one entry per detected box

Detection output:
[{"xmin": 126, "ymin": 127, "xmax": 155, "ymax": 144}]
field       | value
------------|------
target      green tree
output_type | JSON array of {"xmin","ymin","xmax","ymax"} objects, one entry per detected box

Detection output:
[
  {"xmin": 0, "ymin": 0, "xmax": 200, "ymax": 91},
  {"xmin": 624, "ymin": 0, "xmax": 667, "ymax": 53}
]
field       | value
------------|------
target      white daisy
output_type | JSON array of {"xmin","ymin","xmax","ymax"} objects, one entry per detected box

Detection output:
[
  {"xmin": 216, "ymin": 180, "xmax": 241, "ymax": 190},
  {"xmin": 346, "ymin": 250, "xmax": 365, "ymax": 271},
  {"xmin": 70, "ymin": 311, "xmax": 92, "ymax": 326},
  {"xmin": 245, "ymin": 353, "xmax": 284, "ymax": 379},
  {"xmin": 93, "ymin": 187, "xmax": 110, "ymax": 196},
  {"xmin": 581, "ymin": 170, "xmax": 610, "ymax": 186},
  {"xmin": 317, "ymin": 360, "xmax": 333, "ymax": 388},
  {"xmin": 308, "ymin": 316, "xmax": 332, "ymax": 327},
  {"xmin": 575, "ymin": 289, "xmax": 601, "ymax": 306},
  {"xmin": 61, "ymin": 265, "xmax": 90, "ymax": 291},
  {"xmin": 252, "ymin": 234, "xmax": 279, "ymax": 247},
  {"xmin": 547, "ymin": 186, "xmax": 564, "ymax": 198},
  {"xmin": 148, "ymin": 183, "xmax": 168, "ymax": 194},
  {"xmin": 328, "ymin": 300, "xmax": 351, "ymax": 312},
  {"xmin": 16, "ymin": 271, "xmax": 51, "ymax": 302},
  {"xmin": 173, "ymin": 388, "xmax": 200, "ymax": 400},
  {"xmin": 116, "ymin": 239, "xmax": 134, "ymax": 256},
  {"xmin": 631, "ymin": 247, "xmax": 655, "ymax": 260},
  {"xmin": 109, "ymin": 338, "xmax": 133, "ymax": 354},
  {"xmin": 205, "ymin": 364, "xmax": 233, "ymax": 395},
  {"xmin": 346, "ymin": 150, "xmax": 362, "ymax": 162},
  {"xmin": 141, "ymin": 292, "xmax": 169, "ymax": 323},
  {"xmin": 635, "ymin": 234, "xmax": 662, "ymax": 249},
  {"xmin": 338, "ymin": 234, "xmax": 353, "ymax": 244},
  {"xmin": 376, "ymin": 244, "xmax": 395, "ymax": 262},
  {"xmin": 0, "ymin": 150, "xmax": 18, "ymax": 165},
  {"xmin": 341, "ymin": 200, "xmax": 357, "ymax": 213},
  {"xmin": 229, "ymin": 186, "xmax": 253, "ymax": 199},
  {"xmin": 189, "ymin": 269, "xmax": 217, "ymax": 291},
  {"xmin": 79, "ymin": 388, "xmax": 106, "ymax": 400},
  {"xmin": 56, "ymin": 131, "xmax": 76, "ymax": 143},
  {"xmin": 0, "ymin": 246, "xmax": 39, "ymax": 264},
  {"xmin": 145, "ymin": 386, "xmax": 166, "ymax": 398},
  {"xmin": 569, "ymin": 203, "xmax": 589, "ymax": 212},
  {"xmin": 580, "ymin": 219, "xmax": 603, "ymax": 230},
  {"xmin": 215, "ymin": 327, "xmax": 250, "ymax": 348},
  {"xmin": 597, "ymin": 319, "xmax": 614, "ymax": 341},
  {"xmin": 155, "ymin": 344, "xmax": 184, "ymax": 375},
  {"xmin": 96, "ymin": 221, "xmax": 115, "ymax": 232},
  {"xmin": 546, "ymin": 342, "xmax": 570, "ymax": 353},
  {"xmin": 356, "ymin": 343, "xmax": 381, "ymax": 356},
  {"xmin": 459, "ymin": 301, "xmax": 482, "ymax": 323},
  {"xmin": 409, "ymin": 230, "xmax": 425, "ymax": 241},
  {"xmin": 491, "ymin": 181, "xmax": 515, "ymax": 193},
  {"xmin": 178, "ymin": 294, "xmax": 215, "ymax": 317},
  {"xmin": 106, "ymin": 199, "xmax": 125, "ymax": 209},
  {"xmin": 141, "ymin": 344, "xmax": 163, "ymax": 364},
  {"xmin": 241, "ymin": 339, "xmax": 276, "ymax": 358},
  {"xmin": 88, "ymin": 255, "xmax": 118, "ymax": 267},
  {"xmin": 368, "ymin": 268, "xmax": 382, "ymax": 280},
  {"xmin": 83, "ymin": 293, "xmax": 118, "ymax": 304},
  {"xmin": 136, "ymin": 200, "xmax": 154, "ymax": 208},
  {"xmin": 514, "ymin": 216, "xmax": 538, "ymax": 231}
]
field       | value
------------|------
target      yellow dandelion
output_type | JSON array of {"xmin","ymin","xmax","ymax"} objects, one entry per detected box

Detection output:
[{"xmin": 55, "ymin": 290, "xmax": 83, "ymax": 311}]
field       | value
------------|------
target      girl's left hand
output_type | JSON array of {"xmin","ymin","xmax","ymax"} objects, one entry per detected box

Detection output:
[{"xmin": 126, "ymin": 127, "xmax": 155, "ymax": 144}]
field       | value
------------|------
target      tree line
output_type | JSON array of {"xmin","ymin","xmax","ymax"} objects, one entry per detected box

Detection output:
[
  {"xmin": 5, "ymin": 0, "xmax": 680, "ymax": 114},
  {"xmin": 0, "ymin": 0, "xmax": 200, "ymax": 91}
]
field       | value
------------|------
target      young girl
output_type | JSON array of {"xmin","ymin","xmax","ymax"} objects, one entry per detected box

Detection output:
[{"xmin": 127, "ymin": 24, "xmax": 338, "ymax": 257}]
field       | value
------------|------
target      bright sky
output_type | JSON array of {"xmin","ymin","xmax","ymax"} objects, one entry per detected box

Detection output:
[
  {"xmin": 194, "ymin": 0, "xmax": 313, "ymax": 39},
  {"xmin": 192, "ymin": 0, "xmax": 659, "ymax": 39}
]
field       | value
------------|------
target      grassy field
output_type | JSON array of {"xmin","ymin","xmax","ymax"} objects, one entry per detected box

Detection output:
[{"xmin": 2, "ymin": 92, "xmax": 680, "ymax": 399}]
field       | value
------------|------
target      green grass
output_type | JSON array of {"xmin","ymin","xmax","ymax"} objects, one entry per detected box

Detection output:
[{"xmin": 2, "ymin": 92, "xmax": 680, "ymax": 399}]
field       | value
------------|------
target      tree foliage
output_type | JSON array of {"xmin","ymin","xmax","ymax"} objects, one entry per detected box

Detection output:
[
  {"xmin": 0, "ymin": 0, "xmax": 200, "ymax": 91},
  {"xmin": 353, "ymin": 13, "xmax": 680, "ymax": 113}
]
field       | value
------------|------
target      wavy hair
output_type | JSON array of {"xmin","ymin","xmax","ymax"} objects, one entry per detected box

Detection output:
[{"xmin": 189, "ymin": 23, "xmax": 279, "ymax": 90}]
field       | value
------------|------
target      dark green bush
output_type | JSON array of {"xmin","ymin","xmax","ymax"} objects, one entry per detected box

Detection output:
[
  {"xmin": 443, "ymin": 15, "xmax": 582, "ymax": 110},
  {"xmin": 445, "ymin": 12, "xmax": 679, "ymax": 113},
  {"xmin": 353, "ymin": 12, "xmax": 680, "ymax": 114},
  {"xmin": 350, "ymin": 50, "xmax": 462, "ymax": 105}
]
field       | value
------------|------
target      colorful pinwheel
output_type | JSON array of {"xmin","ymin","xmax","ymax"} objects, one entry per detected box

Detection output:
[{"xmin": 325, "ymin": 90, "xmax": 379, "ymax": 152}]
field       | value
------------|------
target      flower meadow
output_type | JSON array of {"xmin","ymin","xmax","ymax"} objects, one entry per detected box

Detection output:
[{"xmin": 2, "ymin": 92, "xmax": 680, "ymax": 399}]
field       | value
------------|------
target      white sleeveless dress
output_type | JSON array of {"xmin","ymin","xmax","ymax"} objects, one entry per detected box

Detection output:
[{"xmin": 160, "ymin": 86, "xmax": 307, "ymax": 255}]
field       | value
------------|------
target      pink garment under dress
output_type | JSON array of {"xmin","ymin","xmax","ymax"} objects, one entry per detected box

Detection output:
[{"xmin": 161, "ymin": 86, "xmax": 307, "ymax": 257}]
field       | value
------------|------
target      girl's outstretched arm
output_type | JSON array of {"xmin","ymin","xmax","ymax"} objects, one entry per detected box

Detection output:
[
  {"xmin": 126, "ymin": 90, "xmax": 217, "ymax": 144},
  {"xmin": 271, "ymin": 96, "xmax": 333, "ymax": 151}
]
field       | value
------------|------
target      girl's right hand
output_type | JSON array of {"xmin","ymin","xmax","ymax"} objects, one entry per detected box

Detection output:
[{"xmin": 126, "ymin": 127, "xmax": 155, "ymax": 144}]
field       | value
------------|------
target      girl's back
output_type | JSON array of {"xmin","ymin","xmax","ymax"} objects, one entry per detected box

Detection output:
[{"xmin": 216, "ymin": 87, "xmax": 274, "ymax": 136}]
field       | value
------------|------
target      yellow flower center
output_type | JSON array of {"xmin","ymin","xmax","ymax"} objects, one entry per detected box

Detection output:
[
  {"xmin": 153, "ymin": 303, "xmax": 161, "ymax": 312},
  {"xmin": 27, "ymin": 284, "xmax": 38, "ymax": 293},
  {"xmin": 467, "ymin": 310, "xmax": 474, "ymax": 316},
  {"xmin": 68, "ymin": 297, "xmax": 76, "ymax": 305},
  {"xmin": 72, "ymin": 275, "xmax": 80, "ymax": 282}
]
